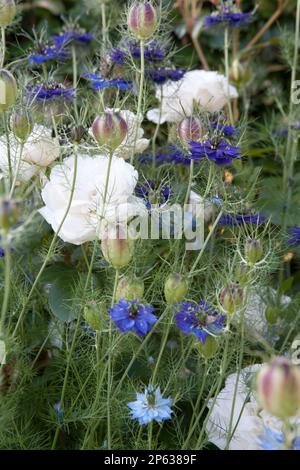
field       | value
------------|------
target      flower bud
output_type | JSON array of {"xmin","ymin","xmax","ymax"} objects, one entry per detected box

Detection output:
[
  {"xmin": 0, "ymin": 69, "xmax": 17, "ymax": 112},
  {"xmin": 84, "ymin": 301, "xmax": 102, "ymax": 331},
  {"xmin": 220, "ymin": 284, "xmax": 243, "ymax": 315},
  {"xmin": 195, "ymin": 336, "xmax": 219, "ymax": 359},
  {"xmin": 235, "ymin": 263, "xmax": 252, "ymax": 287},
  {"xmin": 178, "ymin": 117, "xmax": 203, "ymax": 144},
  {"xmin": 101, "ymin": 225, "xmax": 134, "ymax": 269},
  {"xmin": 257, "ymin": 357, "xmax": 300, "ymax": 419},
  {"xmin": 245, "ymin": 238, "xmax": 263, "ymax": 265},
  {"xmin": 92, "ymin": 112, "xmax": 127, "ymax": 150},
  {"xmin": 127, "ymin": 2, "xmax": 158, "ymax": 40},
  {"xmin": 116, "ymin": 276, "xmax": 144, "ymax": 301},
  {"xmin": 10, "ymin": 110, "xmax": 33, "ymax": 142},
  {"xmin": 0, "ymin": 0, "xmax": 16, "ymax": 28},
  {"xmin": 164, "ymin": 273, "xmax": 188, "ymax": 305},
  {"xmin": 230, "ymin": 58, "xmax": 252, "ymax": 87},
  {"xmin": 70, "ymin": 125, "xmax": 86, "ymax": 144},
  {"xmin": 0, "ymin": 197, "xmax": 19, "ymax": 232}
]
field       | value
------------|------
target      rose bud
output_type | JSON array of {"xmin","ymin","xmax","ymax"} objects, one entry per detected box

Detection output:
[
  {"xmin": 245, "ymin": 238, "xmax": 263, "ymax": 265},
  {"xmin": 164, "ymin": 273, "xmax": 188, "ymax": 305},
  {"xmin": 0, "ymin": 197, "xmax": 19, "ymax": 232},
  {"xmin": 116, "ymin": 276, "xmax": 144, "ymax": 301},
  {"xmin": 178, "ymin": 117, "xmax": 203, "ymax": 144},
  {"xmin": 0, "ymin": 0, "xmax": 16, "ymax": 28},
  {"xmin": 127, "ymin": 2, "xmax": 158, "ymax": 40},
  {"xmin": 220, "ymin": 284, "xmax": 243, "ymax": 315},
  {"xmin": 101, "ymin": 224, "xmax": 134, "ymax": 269},
  {"xmin": 10, "ymin": 110, "xmax": 33, "ymax": 142},
  {"xmin": 0, "ymin": 69, "xmax": 17, "ymax": 112},
  {"xmin": 84, "ymin": 301, "xmax": 102, "ymax": 331},
  {"xmin": 92, "ymin": 112, "xmax": 127, "ymax": 150},
  {"xmin": 257, "ymin": 357, "xmax": 300, "ymax": 419}
]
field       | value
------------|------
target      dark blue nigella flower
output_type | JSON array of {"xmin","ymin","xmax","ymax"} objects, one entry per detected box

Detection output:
[
  {"xmin": 219, "ymin": 213, "xmax": 266, "ymax": 226},
  {"xmin": 109, "ymin": 299, "xmax": 157, "ymax": 336},
  {"xmin": 145, "ymin": 68, "xmax": 185, "ymax": 85},
  {"xmin": 288, "ymin": 228, "xmax": 300, "ymax": 246},
  {"xmin": 110, "ymin": 48, "xmax": 127, "ymax": 65},
  {"xmin": 211, "ymin": 123, "xmax": 238, "ymax": 138},
  {"xmin": 28, "ymin": 84, "xmax": 75, "ymax": 101},
  {"xmin": 176, "ymin": 301, "xmax": 226, "ymax": 343},
  {"xmin": 111, "ymin": 41, "xmax": 165, "ymax": 65},
  {"xmin": 135, "ymin": 180, "xmax": 170, "ymax": 210},
  {"xmin": 29, "ymin": 45, "xmax": 69, "ymax": 64},
  {"xmin": 258, "ymin": 427, "xmax": 300, "ymax": 451},
  {"xmin": 204, "ymin": 11, "xmax": 252, "ymax": 29},
  {"xmin": 84, "ymin": 73, "xmax": 133, "ymax": 92},
  {"xmin": 52, "ymin": 31, "xmax": 94, "ymax": 48},
  {"xmin": 0, "ymin": 246, "xmax": 5, "ymax": 257},
  {"xmin": 189, "ymin": 140, "xmax": 241, "ymax": 166}
]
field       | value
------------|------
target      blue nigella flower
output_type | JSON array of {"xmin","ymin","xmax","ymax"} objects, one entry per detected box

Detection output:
[
  {"xmin": 52, "ymin": 31, "xmax": 94, "ymax": 48},
  {"xmin": 0, "ymin": 246, "xmax": 5, "ymax": 257},
  {"xmin": 109, "ymin": 299, "xmax": 157, "ymax": 336},
  {"xmin": 111, "ymin": 41, "xmax": 165, "ymax": 65},
  {"xmin": 219, "ymin": 212, "xmax": 266, "ymax": 226},
  {"xmin": 145, "ymin": 68, "xmax": 185, "ymax": 85},
  {"xmin": 84, "ymin": 73, "xmax": 133, "ymax": 91},
  {"xmin": 204, "ymin": 2, "xmax": 252, "ymax": 29},
  {"xmin": 176, "ymin": 301, "xmax": 226, "ymax": 344},
  {"xmin": 189, "ymin": 140, "xmax": 241, "ymax": 166},
  {"xmin": 28, "ymin": 83, "xmax": 75, "ymax": 101},
  {"xmin": 29, "ymin": 45, "xmax": 69, "ymax": 64},
  {"xmin": 258, "ymin": 427, "xmax": 300, "ymax": 451},
  {"xmin": 288, "ymin": 228, "xmax": 300, "ymax": 246},
  {"xmin": 135, "ymin": 180, "xmax": 170, "ymax": 210},
  {"xmin": 128, "ymin": 385, "xmax": 173, "ymax": 425},
  {"xmin": 211, "ymin": 123, "xmax": 238, "ymax": 138}
]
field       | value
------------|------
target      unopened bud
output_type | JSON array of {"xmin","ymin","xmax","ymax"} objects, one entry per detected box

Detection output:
[
  {"xmin": 70, "ymin": 125, "xmax": 86, "ymax": 144},
  {"xmin": 0, "ymin": 197, "xmax": 19, "ymax": 232},
  {"xmin": 164, "ymin": 273, "xmax": 188, "ymax": 304},
  {"xmin": 92, "ymin": 112, "xmax": 127, "ymax": 150},
  {"xmin": 0, "ymin": 69, "xmax": 17, "ymax": 112},
  {"xmin": 245, "ymin": 238, "xmax": 263, "ymax": 265},
  {"xmin": 127, "ymin": 2, "xmax": 158, "ymax": 40},
  {"xmin": 236, "ymin": 263, "xmax": 252, "ymax": 286},
  {"xmin": 257, "ymin": 357, "xmax": 300, "ymax": 419},
  {"xmin": 230, "ymin": 58, "xmax": 252, "ymax": 87},
  {"xmin": 116, "ymin": 276, "xmax": 144, "ymax": 301},
  {"xmin": 178, "ymin": 117, "xmax": 203, "ymax": 144},
  {"xmin": 10, "ymin": 110, "xmax": 33, "ymax": 142},
  {"xmin": 220, "ymin": 284, "xmax": 243, "ymax": 315},
  {"xmin": 84, "ymin": 301, "xmax": 102, "ymax": 331},
  {"xmin": 0, "ymin": 0, "xmax": 16, "ymax": 28},
  {"xmin": 101, "ymin": 225, "xmax": 134, "ymax": 269}
]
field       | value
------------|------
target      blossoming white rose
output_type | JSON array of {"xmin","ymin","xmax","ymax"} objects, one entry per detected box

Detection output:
[
  {"xmin": 206, "ymin": 364, "xmax": 300, "ymax": 450},
  {"xmin": 147, "ymin": 70, "xmax": 238, "ymax": 124},
  {"xmin": 90, "ymin": 109, "xmax": 150, "ymax": 159},
  {"xmin": 0, "ymin": 125, "xmax": 60, "ymax": 183},
  {"xmin": 39, "ymin": 153, "xmax": 147, "ymax": 245}
]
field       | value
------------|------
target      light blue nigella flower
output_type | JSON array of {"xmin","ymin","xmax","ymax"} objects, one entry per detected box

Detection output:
[
  {"xmin": 128, "ymin": 385, "xmax": 173, "ymax": 425},
  {"xmin": 258, "ymin": 427, "xmax": 300, "ymax": 451}
]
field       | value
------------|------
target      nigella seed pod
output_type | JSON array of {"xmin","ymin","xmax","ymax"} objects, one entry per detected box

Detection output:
[
  {"xmin": 92, "ymin": 112, "xmax": 127, "ymax": 150},
  {"xmin": 220, "ymin": 284, "xmax": 243, "ymax": 315},
  {"xmin": 84, "ymin": 301, "xmax": 102, "ymax": 331},
  {"xmin": 257, "ymin": 357, "xmax": 300, "ymax": 419},
  {"xmin": 235, "ymin": 263, "xmax": 252, "ymax": 287},
  {"xmin": 10, "ymin": 110, "xmax": 33, "ymax": 142},
  {"xmin": 0, "ymin": 197, "xmax": 20, "ymax": 232},
  {"xmin": 0, "ymin": 0, "xmax": 16, "ymax": 28},
  {"xmin": 0, "ymin": 69, "xmax": 17, "ymax": 112},
  {"xmin": 116, "ymin": 276, "xmax": 145, "ymax": 301},
  {"xmin": 195, "ymin": 336, "xmax": 219, "ymax": 359},
  {"xmin": 164, "ymin": 273, "xmax": 188, "ymax": 305},
  {"xmin": 178, "ymin": 117, "xmax": 203, "ymax": 144},
  {"xmin": 127, "ymin": 2, "xmax": 158, "ymax": 40},
  {"xmin": 245, "ymin": 238, "xmax": 263, "ymax": 265},
  {"xmin": 101, "ymin": 225, "xmax": 134, "ymax": 269}
]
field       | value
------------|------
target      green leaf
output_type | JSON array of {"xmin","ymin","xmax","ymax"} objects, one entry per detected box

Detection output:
[
  {"xmin": 48, "ymin": 275, "xmax": 79, "ymax": 322},
  {"xmin": 279, "ymin": 276, "xmax": 294, "ymax": 295}
]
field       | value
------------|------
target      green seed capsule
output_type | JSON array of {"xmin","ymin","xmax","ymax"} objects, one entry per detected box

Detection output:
[
  {"xmin": 164, "ymin": 273, "xmax": 188, "ymax": 305},
  {"xmin": 0, "ymin": 0, "xmax": 16, "ymax": 28},
  {"xmin": 0, "ymin": 69, "xmax": 17, "ymax": 112}
]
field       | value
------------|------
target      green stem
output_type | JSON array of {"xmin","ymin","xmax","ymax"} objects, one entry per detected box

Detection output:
[
  {"xmin": 9, "ymin": 141, "xmax": 24, "ymax": 198},
  {"xmin": 130, "ymin": 40, "xmax": 145, "ymax": 165},
  {"xmin": 3, "ymin": 111, "xmax": 12, "ymax": 188},
  {"xmin": 224, "ymin": 27, "xmax": 234, "ymax": 126},
  {"xmin": 72, "ymin": 45, "xmax": 79, "ymax": 120},
  {"xmin": 151, "ymin": 306, "xmax": 172, "ymax": 385},
  {"xmin": 151, "ymin": 86, "xmax": 163, "ymax": 171},
  {"xmin": 101, "ymin": 2, "xmax": 107, "ymax": 54},
  {"xmin": 1, "ymin": 27, "xmax": 6, "ymax": 68},
  {"xmin": 0, "ymin": 235, "xmax": 11, "ymax": 333}
]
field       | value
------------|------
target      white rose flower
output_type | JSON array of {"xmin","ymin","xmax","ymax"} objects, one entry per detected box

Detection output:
[
  {"xmin": 206, "ymin": 364, "xmax": 300, "ymax": 450},
  {"xmin": 147, "ymin": 70, "xmax": 238, "ymax": 124},
  {"xmin": 39, "ymin": 153, "xmax": 147, "ymax": 245},
  {"xmin": 0, "ymin": 125, "xmax": 60, "ymax": 183},
  {"xmin": 90, "ymin": 109, "xmax": 150, "ymax": 159}
]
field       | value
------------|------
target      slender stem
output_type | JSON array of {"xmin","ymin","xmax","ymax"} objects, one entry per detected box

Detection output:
[
  {"xmin": 184, "ymin": 159, "xmax": 194, "ymax": 206},
  {"xmin": 130, "ymin": 40, "xmax": 145, "ymax": 165},
  {"xmin": 9, "ymin": 141, "xmax": 24, "ymax": 198},
  {"xmin": 0, "ymin": 235, "xmax": 11, "ymax": 333},
  {"xmin": 1, "ymin": 27, "xmax": 6, "ymax": 68},
  {"xmin": 224, "ymin": 28, "xmax": 234, "ymax": 126},
  {"xmin": 151, "ymin": 306, "xmax": 172, "ymax": 385},
  {"xmin": 3, "ymin": 112, "xmax": 12, "ymax": 188},
  {"xmin": 152, "ymin": 86, "xmax": 163, "ymax": 171},
  {"xmin": 107, "ymin": 269, "xmax": 119, "ymax": 450},
  {"xmin": 101, "ymin": 2, "xmax": 107, "ymax": 54},
  {"xmin": 72, "ymin": 45, "xmax": 79, "ymax": 120}
]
